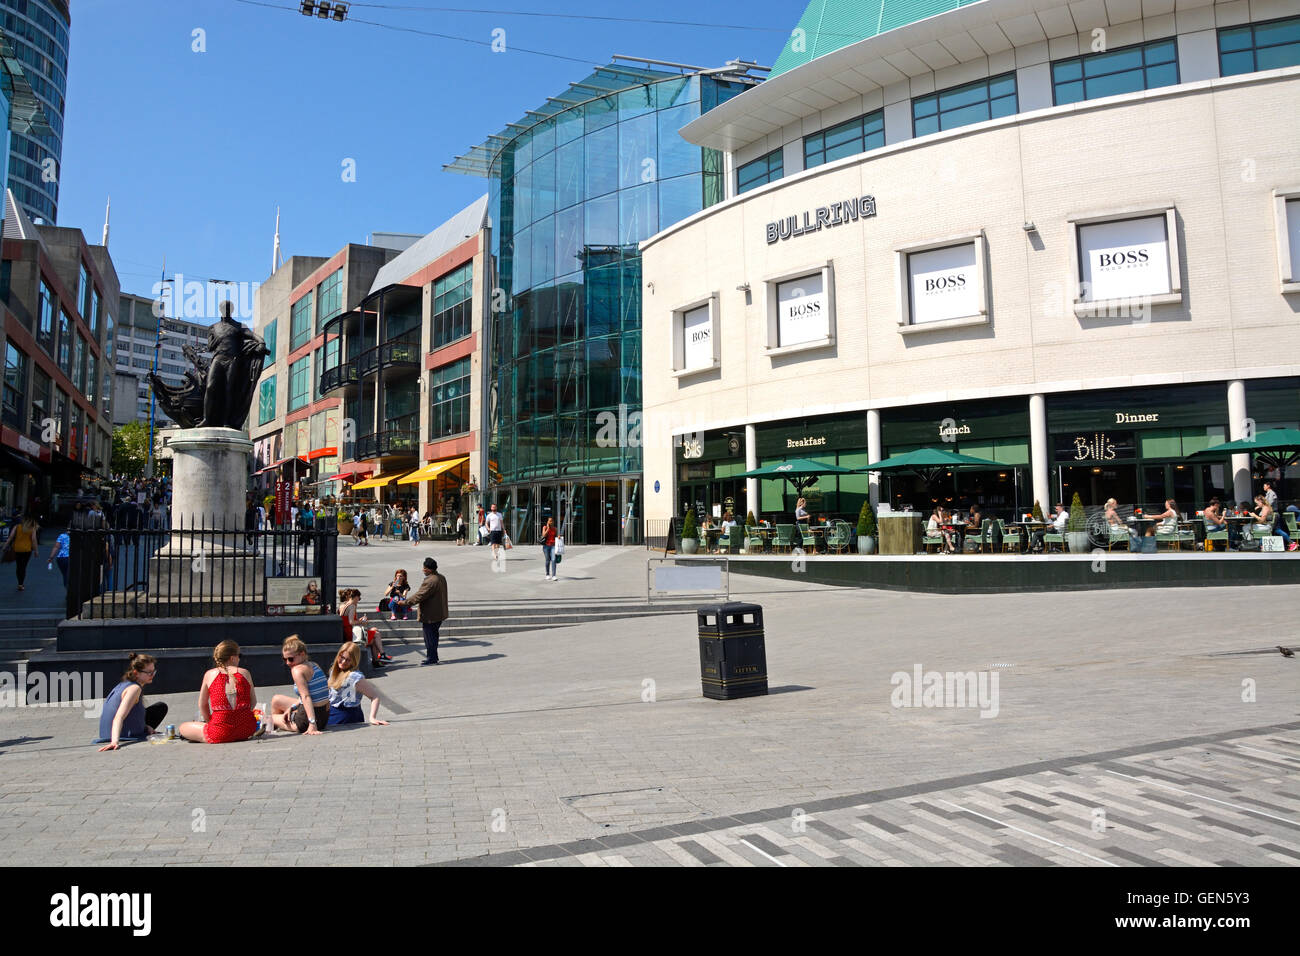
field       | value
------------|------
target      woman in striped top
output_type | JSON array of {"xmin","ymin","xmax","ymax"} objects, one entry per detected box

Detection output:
[{"xmin": 270, "ymin": 636, "xmax": 330, "ymax": 734}]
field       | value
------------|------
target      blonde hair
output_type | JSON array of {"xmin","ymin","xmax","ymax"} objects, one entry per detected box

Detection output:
[
  {"xmin": 328, "ymin": 642, "xmax": 360, "ymax": 690},
  {"xmin": 213, "ymin": 640, "xmax": 240, "ymax": 667},
  {"xmin": 282, "ymin": 636, "xmax": 307, "ymax": 657}
]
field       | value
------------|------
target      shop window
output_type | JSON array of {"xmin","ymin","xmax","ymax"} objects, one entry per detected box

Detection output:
[
  {"xmin": 1068, "ymin": 207, "xmax": 1183, "ymax": 316},
  {"xmin": 1273, "ymin": 188, "xmax": 1300, "ymax": 293},
  {"xmin": 3, "ymin": 343, "xmax": 27, "ymax": 429},
  {"xmin": 1219, "ymin": 15, "xmax": 1300, "ymax": 77},
  {"xmin": 763, "ymin": 264, "xmax": 836, "ymax": 356},
  {"xmin": 671, "ymin": 294, "xmax": 719, "ymax": 377},
  {"xmin": 895, "ymin": 234, "xmax": 988, "ymax": 333},
  {"xmin": 737, "ymin": 148, "xmax": 783, "ymax": 194},
  {"xmin": 1052, "ymin": 39, "xmax": 1178, "ymax": 106}
]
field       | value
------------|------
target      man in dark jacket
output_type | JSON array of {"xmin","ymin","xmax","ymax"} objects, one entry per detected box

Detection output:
[{"xmin": 410, "ymin": 556, "xmax": 449, "ymax": 666}]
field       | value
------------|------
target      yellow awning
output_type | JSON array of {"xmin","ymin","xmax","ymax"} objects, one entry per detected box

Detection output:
[
  {"xmin": 396, "ymin": 456, "xmax": 470, "ymax": 485},
  {"xmin": 352, "ymin": 470, "xmax": 417, "ymax": 490}
]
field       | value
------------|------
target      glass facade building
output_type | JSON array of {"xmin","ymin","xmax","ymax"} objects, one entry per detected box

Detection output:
[
  {"xmin": 0, "ymin": 2, "xmax": 69, "ymax": 223},
  {"xmin": 449, "ymin": 62, "xmax": 758, "ymax": 544}
]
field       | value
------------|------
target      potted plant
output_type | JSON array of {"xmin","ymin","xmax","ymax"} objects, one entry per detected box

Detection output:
[
  {"xmin": 856, "ymin": 501, "xmax": 877, "ymax": 554},
  {"xmin": 337, "ymin": 507, "xmax": 354, "ymax": 536},
  {"xmin": 680, "ymin": 509, "xmax": 699, "ymax": 555},
  {"xmin": 1065, "ymin": 492, "xmax": 1089, "ymax": 553},
  {"xmin": 1031, "ymin": 500, "xmax": 1044, "ymax": 523}
]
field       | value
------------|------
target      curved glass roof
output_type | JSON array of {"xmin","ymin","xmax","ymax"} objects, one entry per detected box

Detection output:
[{"xmin": 770, "ymin": 0, "xmax": 988, "ymax": 77}]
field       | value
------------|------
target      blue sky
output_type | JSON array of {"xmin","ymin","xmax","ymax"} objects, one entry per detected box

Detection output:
[{"xmin": 56, "ymin": 0, "xmax": 804, "ymax": 304}]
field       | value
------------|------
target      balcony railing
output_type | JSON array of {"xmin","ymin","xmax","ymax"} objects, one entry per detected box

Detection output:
[
  {"xmin": 356, "ymin": 429, "xmax": 419, "ymax": 460},
  {"xmin": 320, "ymin": 364, "xmax": 359, "ymax": 395}
]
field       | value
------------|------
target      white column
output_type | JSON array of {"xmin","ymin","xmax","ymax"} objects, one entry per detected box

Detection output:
[
  {"xmin": 867, "ymin": 408, "xmax": 882, "ymax": 508},
  {"xmin": 1029, "ymin": 393, "xmax": 1050, "ymax": 513},
  {"xmin": 745, "ymin": 424, "xmax": 758, "ymax": 520},
  {"xmin": 1227, "ymin": 379, "xmax": 1251, "ymax": 503}
]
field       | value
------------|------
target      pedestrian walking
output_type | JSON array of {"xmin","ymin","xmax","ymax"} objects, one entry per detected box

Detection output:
[
  {"xmin": 485, "ymin": 503, "xmax": 504, "ymax": 562},
  {"xmin": 540, "ymin": 517, "xmax": 558, "ymax": 580},
  {"xmin": 455, "ymin": 512, "xmax": 466, "ymax": 546},
  {"xmin": 410, "ymin": 557, "xmax": 449, "ymax": 666},
  {"xmin": 409, "ymin": 506, "xmax": 421, "ymax": 546},
  {"xmin": 475, "ymin": 505, "xmax": 486, "ymax": 546},
  {"xmin": 357, "ymin": 510, "xmax": 369, "ymax": 546},
  {"xmin": 4, "ymin": 512, "xmax": 39, "ymax": 591}
]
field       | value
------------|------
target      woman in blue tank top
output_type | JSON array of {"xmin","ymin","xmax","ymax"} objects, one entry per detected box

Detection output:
[
  {"xmin": 97, "ymin": 654, "xmax": 167, "ymax": 750},
  {"xmin": 269, "ymin": 636, "xmax": 330, "ymax": 734}
]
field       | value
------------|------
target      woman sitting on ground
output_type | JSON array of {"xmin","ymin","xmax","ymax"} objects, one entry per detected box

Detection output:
[
  {"xmin": 326, "ymin": 643, "xmax": 390, "ymax": 727},
  {"xmin": 343, "ymin": 587, "xmax": 390, "ymax": 666},
  {"xmin": 379, "ymin": 570, "xmax": 411, "ymax": 622},
  {"xmin": 97, "ymin": 653, "xmax": 166, "ymax": 751},
  {"xmin": 270, "ymin": 636, "xmax": 330, "ymax": 735},
  {"xmin": 177, "ymin": 640, "xmax": 260, "ymax": 743}
]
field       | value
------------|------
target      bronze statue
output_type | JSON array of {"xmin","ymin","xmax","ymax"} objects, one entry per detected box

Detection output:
[{"xmin": 148, "ymin": 301, "xmax": 269, "ymax": 430}]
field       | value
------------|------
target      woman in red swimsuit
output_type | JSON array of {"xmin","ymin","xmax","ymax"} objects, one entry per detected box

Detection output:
[{"xmin": 178, "ymin": 640, "xmax": 260, "ymax": 743}]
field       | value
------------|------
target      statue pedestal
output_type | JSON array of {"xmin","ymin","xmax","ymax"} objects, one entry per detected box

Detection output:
[{"xmin": 169, "ymin": 427, "xmax": 252, "ymax": 529}]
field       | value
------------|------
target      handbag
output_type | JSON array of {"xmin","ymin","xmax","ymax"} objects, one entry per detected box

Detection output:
[
  {"xmin": 554, "ymin": 535, "xmax": 565, "ymax": 556},
  {"xmin": 503, "ymin": 532, "xmax": 513, "ymax": 550}
]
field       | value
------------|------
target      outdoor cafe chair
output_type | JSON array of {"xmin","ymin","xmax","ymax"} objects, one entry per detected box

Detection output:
[
  {"xmin": 1156, "ymin": 524, "xmax": 1195, "ymax": 551},
  {"xmin": 826, "ymin": 521, "xmax": 850, "ymax": 554},
  {"xmin": 1286, "ymin": 512, "xmax": 1299, "ymax": 538},
  {"xmin": 774, "ymin": 524, "xmax": 796, "ymax": 554},
  {"xmin": 1043, "ymin": 529, "xmax": 1065, "ymax": 553},
  {"xmin": 744, "ymin": 525, "xmax": 766, "ymax": 553},
  {"xmin": 1107, "ymin": 525, "xmax": 1131, "ymax": 551},
  {"xmin": 969, "ymin": 518, "xmax": 993, "ymax": 553},
  {"xmin": 1203, "ymin": 517, "xmax": 1230, "ymax": 552},
  {"xmin": 1001, "ymin": 519, "xmax": 1025, "ymax": 554},
  {"xmin": 922, "ymin": 530, "xmax": 944, "ymax": 554}
]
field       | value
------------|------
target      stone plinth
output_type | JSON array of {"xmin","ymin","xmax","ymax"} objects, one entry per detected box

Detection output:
[{"xmin": 169, "ymin": 426, "xmax": 253, "ymax": 529}]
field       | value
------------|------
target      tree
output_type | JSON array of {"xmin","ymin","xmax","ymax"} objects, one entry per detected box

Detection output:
[
  {"xmin": 111, "ymin": 421, "xmax": 152, "ymax": 478},
  {"xmin": 857, "ymin": 500, "xmax": 877, "ymax": 538}
]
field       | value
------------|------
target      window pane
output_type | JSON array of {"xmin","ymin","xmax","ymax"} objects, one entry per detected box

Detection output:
[
  {"xmin": 619, "ymin": 112, "xmax": 656, "ymax": 190},
  {"xmin": 585, "ymin": 125, "xmax": 618, "ymax": 198},
  {"xmin": 1256, "ymin": 18, "xmax": 1300, "ymax": 47},
  {"xmin": 1257, "ymin": 42, "xmax": 1300, "ymax": 70},
  {"xmin": 515, "ymin": 164, "xmax": 533, "ymax": 226},
  {"xmin": 659, "ymin": 173, "xmax": 702, "ymax": 225},
  {"xmin": 1055, "ymin": 80, "xmax": 1084, "ymax": 105},
  {"xmin": 1219, "ymin": 49, "xmax": 1254, "ymax": 75},
  {"xmin": 913, "ymin": 95, "xmax": 937, "ymax": 118},
  {"xmin": 1053, "ymin": 59, "xmax": 1082, "ymax": 82},
  {"xmin": 555, "ymin": 205, "xmax": 583, "ymax": 278},
  {"xmin": 824, "ymin": 118, "xmax": 860, "ymax": 149},
  {"xmin": 555, "ymin": 104, "xmax": 584, "ymax": 145},
  {"xmin": 531, "ymin": 218, "xmax": 555, "ymax": 288},
  {"xmin": 619, "ymin": 181, "xmax": 657, "ymax": 247},
  {"xmin": 585, "ymin": 192, "xmax": 618, "ymax": 247},
  {"xmin": 553, "ymin": 138, "xmax": 583, "ymax": 212},
  {"xmin": 531, "ymin": 117, "xmax": 555, "ymax": 156},
  {"xmin": 1145, "ymin": 40, "xmax": 1177, "ymax": 64},
  {"xmin": 531, "ymin": 149, "xmax": 555, "ymax": 222},
  {"xmin": 824, "ymin": 138, "xmax": 861, "ymax": 163},
  {"xmin": 1218, "ymin": 26, "xmax": 1253, "ymax": 52},
  {"xmin": 942, "ymin": 102, "xmax": 989, "ymax": 129},
  {"xmin": 988, "ymin": 74, "xmax": 1016, "ymax": 98},
  {"xmin": 914, "ymin": 115, "xmax": 939, "ymax": 136},
  {"xmin": 939, "ymin": 82, "xmax": 987, "ymax": 111},
  {"xmin": 657, "ymin": 104, "xmax": 701, "ymax": 180},
  {"xmin": 1083, "ymin": 47, "xmax": 1143, "ymax": 77},
  {"xmin": 1087, "ymin": 69, "xmax": 1143, "ymax": 99},
  {"xmin": 989, "ymin": 94, "xmax": 1017, "ymax": 118},
  {"xmin": 1145, "ymin": 62, "xmax": 1178, "ymax": 89}
]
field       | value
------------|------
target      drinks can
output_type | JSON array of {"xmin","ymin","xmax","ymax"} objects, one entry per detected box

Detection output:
[{"xmin": 166, "ymin": 724, "xmax": 176, "ymax": 739}]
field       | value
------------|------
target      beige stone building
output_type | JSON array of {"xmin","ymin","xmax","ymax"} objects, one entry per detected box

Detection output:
[{"xmin": 641, "ymin": 0, "xmax": 1300, "ymax": 527}]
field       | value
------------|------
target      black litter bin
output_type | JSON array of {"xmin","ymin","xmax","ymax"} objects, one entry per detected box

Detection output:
[{"xmin": 697, "ymin": 602, "xmax": 767, "ymax": 700}]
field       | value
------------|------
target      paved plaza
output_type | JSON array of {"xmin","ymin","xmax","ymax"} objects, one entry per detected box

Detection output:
[{"xmin": 0, "ymin": 537, "xmax": 1297, "ymax": 866}]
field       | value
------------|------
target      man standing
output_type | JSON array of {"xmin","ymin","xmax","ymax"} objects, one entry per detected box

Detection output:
[
  {"xmin": 411, "ymin": 556, "xmax": 449, "ymax": 666},
  {"xmin": 485, "ymin": 503, "xmax": 504, "ymax": 563},
  {"xmin": 1263, "ymin": 481, "xmax": 1278, "ymax": 511}
]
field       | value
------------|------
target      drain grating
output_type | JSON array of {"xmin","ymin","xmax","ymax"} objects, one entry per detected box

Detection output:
[{"xmin": 562, "ymin": 787, "xmax": 707, "ymax": 826}]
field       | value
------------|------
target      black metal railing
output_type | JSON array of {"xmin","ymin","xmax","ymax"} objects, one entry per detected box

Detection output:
[
  {"xmin": 66, "ymin": 521, "xmax": 338, "ymax": 621},
  {"xmin": 356, "ymin": 429, "xmax": 419, "ymax": 460},
  {"xmin": 320, "ymin": 364, "xmax": 359, "ymax": 394}
]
